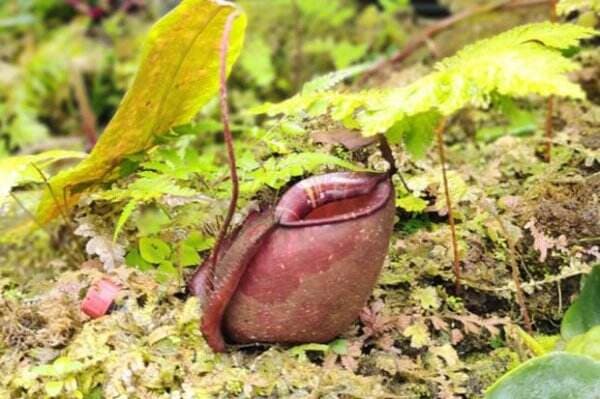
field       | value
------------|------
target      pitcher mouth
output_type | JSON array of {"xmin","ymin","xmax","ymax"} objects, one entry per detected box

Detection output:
[{"xmin": 276, "ymin": 174, "xmax": 393, "ymax": 228}]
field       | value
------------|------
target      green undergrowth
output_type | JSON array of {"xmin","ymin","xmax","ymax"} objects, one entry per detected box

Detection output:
[{"xmin": 1, "ymin": 89, "xmax": 598, "ymax": 397}]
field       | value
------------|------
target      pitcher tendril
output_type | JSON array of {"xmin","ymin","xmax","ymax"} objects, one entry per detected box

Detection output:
[{"xmin": 208, "ymin": 11, "xmax": 242, "ymax": 290}]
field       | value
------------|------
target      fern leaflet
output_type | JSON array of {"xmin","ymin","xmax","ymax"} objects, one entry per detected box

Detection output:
[{"xmin": 254, "ymin": 22, "xmax": 597, "ymax": 142}]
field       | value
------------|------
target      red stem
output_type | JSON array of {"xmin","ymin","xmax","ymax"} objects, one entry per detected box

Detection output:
[
  {"xmin": 208, "ymin": 11, "xmax": 241, "ymax": 288},
  {"xmin": 435, "ymin": 119, "xmax": 461, "ymax": 291}
]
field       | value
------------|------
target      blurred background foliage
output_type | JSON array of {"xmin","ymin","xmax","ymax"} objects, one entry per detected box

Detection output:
[{"xmin": 0, "ymin": 0, "xmax": 412, "ymax": 157}]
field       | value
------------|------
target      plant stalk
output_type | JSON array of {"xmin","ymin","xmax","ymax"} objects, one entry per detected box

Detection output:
[
  {"xmin": 208, "ymin": 11, "xmax": 241, "ymax": 288},
  {"xmin": 481, "ymin": 200, "xmax": 533, "ymax": 333},
  {"xmin": 435, "ymin": 119, "xmax": 461, "ymax": 291},
  {"xmin": 71, "ymin": 68, "xmax": 98, "ymax": 149},
  {"xmin": 545, "ymin": 0, "xmax": 558, "ymax": 163}
]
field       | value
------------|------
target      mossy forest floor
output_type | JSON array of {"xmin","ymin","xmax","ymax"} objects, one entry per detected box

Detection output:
[{"xmin": 1, "ymin": 2, "xmax": 599, "ymax": 398}]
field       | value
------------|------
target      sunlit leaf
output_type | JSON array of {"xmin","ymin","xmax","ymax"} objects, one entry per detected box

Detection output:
[
  {"xmin": 562, "ymin": 265, "xmax": 600, "ymax": 340},
  {"xmin": 36, "ymin": 0, "xmax": 247, "ymax": 224},
  {"xmin": 0, "ymin": 150, "xmax": 86, "ymax": 207},
  {"xmin": 485, "ymin": 353, "xmax": 600, "ymax": 399},
  {"xmin": 113, "ymin": 199, "xmax": 138, "ymax": 241},
  {"xmin": 565, "ymin": 325, "xmax": 600, "ymax": 361},
  {"xmin": 139, "ymin": 237, "xmax": 172, "ymax": 264}
]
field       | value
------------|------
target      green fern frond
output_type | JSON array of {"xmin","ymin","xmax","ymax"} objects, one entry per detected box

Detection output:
[
  {"xmin": 254, "ymin": 22, "xmax": 597, "ymax": 138},
  {"xmin": 302, "ymin": 60, "xmax": 378, "ymax": 94},
  {"xmin": 239, "ymin": 151, "xmax": 368, "ymax": 195},
  {"xmin": 98, "ymin": 172, "xmax": 196, "ymax": 204}
]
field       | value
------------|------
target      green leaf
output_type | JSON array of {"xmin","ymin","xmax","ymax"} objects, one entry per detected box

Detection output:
[
  {"xmin": 184, "ymin": 231, "xmax": 214, "ymax": 252},
  {"xmin": 330, "ymin": 41, "xmax": 368, "ymax": 69},
  {"xmin": 566, "ymin": 325, "xmax": 600, "ymax": 361},
  {"xmin": 136, "ymin": 208, "xmax": 171, "ymax": 237},
  {"xmin": 44, "ymin": 381, "xmax": 63, "ymax": 397},
  {"xmin": 31, "ymin": 365, "xmax": 56, "ymax": 378},
  {"xmin": 240, "ymin": 151, "xmax": 368, "ymax": 196},
  {"xmin": 36, "ymin": 0, "xmax": 247, "ymax": 224},
  {"xmin": 400, "ymin": 113, "xmax": 440, "ymax": 158},
  {"xmin": 99, "ymin": 172, "xmax": 196, "ymax": 204},
  {"xmin": 0, "ymin": 150, "xmax": 86, "ymax": 206},
  {"xmin": 255, "ymin": 22, "xmax": 596, "ymax": 138},
  {"xmin": 177, "ymin": 242, "xmax": 201, "ymax": 267},
  {"xmin": 412, "ymin": 286, "xmax": 441, "ymax": 310},
  {"xmin": 562, "ymin": 265, "xmax": 600, "ymax": 340},
  {"xmin": 403, "ymin": 321, "xmax": 430, "ymax": 348},
  {"xmin": 396, "ymin": 195, "xmax": 428, "ymax": 213},
  {"xmin": 156, "ymin": 261, "xmax": 178, "ymax": 283},
  {"xmin": 52, "ymin": 357, "xmax": 84, "ymax": 375},
  {"xmin": 289, "ymin": 343, "xmax": 331, "ymax": 360},
  {"xmin": 485, "ymin": 353, "xmax": 600, "ymax": 399},
  {"xmin": 304, "ymin": 37, "xmax": 367, "ymax": 69},
  {"xmin": 329, "ymin": 338, "xmax": 348, "ymax": 355},
  {"xmin": 476, "ymin": 98, "xmax": 538, "ymax": 142},
  {"xmin": 113, "ymin": 199, "xmax": 138, "ymax": 241},
  {"xmin": 139, "ymin": 237, "xmax": 172, "ymax": 264},
  {"xmin": 125, "ymin": 248, "xmax": 153, "ymax": 271}
]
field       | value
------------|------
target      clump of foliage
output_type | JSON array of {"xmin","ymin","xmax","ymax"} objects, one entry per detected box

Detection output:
[
  {"xmin": 233, "ymin": 0, "xmax": 409, "ymax": 98},
  {"xmin": 487, "ymin": 265, "xmax": 600, "ymax": 398},
  {"xmin": 255, "ymin": 22, "xmax": 596, "ymax": 158}
]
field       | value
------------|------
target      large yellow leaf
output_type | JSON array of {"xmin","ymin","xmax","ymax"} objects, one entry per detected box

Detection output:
[{"xmin": 36, "ymin": 0, "xmax": 246, "ymax": 223}]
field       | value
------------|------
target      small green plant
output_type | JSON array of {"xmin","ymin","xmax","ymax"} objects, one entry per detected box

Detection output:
[{"xmin": 486, "ymin": 265, "xmax": 600, "ymax": 398}]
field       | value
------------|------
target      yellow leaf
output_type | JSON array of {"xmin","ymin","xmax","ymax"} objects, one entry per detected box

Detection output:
[
  {"xmin": 412, "ymin": 286, "xmax": 441, "ymax": 311},
  {"xmin": 0, "ymin": 150, "xmax": 86, "ymax": 205},
  {"xmin": 36, "ymin": 0, "xmax": 246, "ymax": 224},
  {"xmin": 404, "ymin": 321, "xmax": 431, "ymax": 349}
]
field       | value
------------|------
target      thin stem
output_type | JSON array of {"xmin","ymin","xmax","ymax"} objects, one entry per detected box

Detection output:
[
  {"xmin": 545, "ymin": 0, "xmax": 558, "ymax": 163},
  {"xmin": 9, "ymin": 192, "xmax": 51, "ymax": 236},
  {"xmin": 10, "ymin": 191, "xmax": 81, "ymax": 265},
  {"xmin": 377, "ymin": 134, "xmax": 397, "ymax": 176},
  {"xmin": 71, "ymin": 68, "xmax": 98, "ymax": 149},
  {"xmin": 30, "ymin": 163, "xmax": 73, "ymax": 228},
  {"xmin": 435, "ymin": 119, "xmax": 461, "ymax": 291},
  {"xmin": 549, "ymin": 0, "xmax": 558, "ymax": 20},
  {"xmin": 482, "ymin": 200, "xmax": 533, "ymax": 333},
  {"xmin": 378, "ymin": 134, "xmax": 411, "ymax": 193},
  {"xmin": 359, "ymin": 0, "xmax": 551, "ymax": 83},
  {"xmin": 545, "ymin": 97, "xmax": 554, "ymax": 162},
  {"xmin": 208, "ymin": 11, "xmax": 241, "ymax": 287}
]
